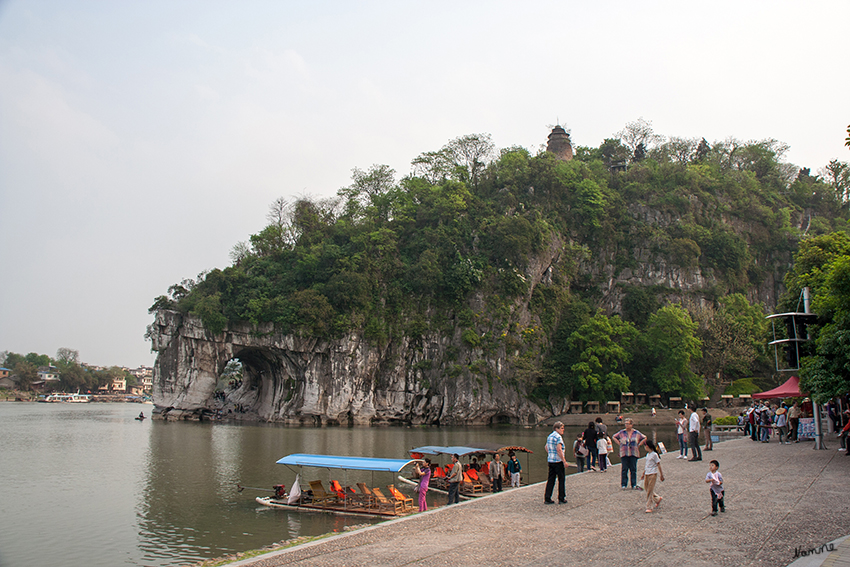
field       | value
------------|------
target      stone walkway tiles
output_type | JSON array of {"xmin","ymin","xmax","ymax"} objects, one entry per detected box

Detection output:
[{"xmin": 227, "ymin": 437, "xmax": 850, "ymax": 567}]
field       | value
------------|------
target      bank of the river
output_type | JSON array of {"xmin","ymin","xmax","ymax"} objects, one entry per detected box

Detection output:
[
  {"xmin": 544, "ymin": 406, "xmax": 737, "ymax": 427},
  {"xmin": 217, "ymin": 436, "xmax": 850, "ymax": 567}
]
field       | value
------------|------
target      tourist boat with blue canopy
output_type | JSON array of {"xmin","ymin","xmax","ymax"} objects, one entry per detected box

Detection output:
[
  {"xmin": 253, "ymin": 453, "xmax": 423, "ymax": 518},
  {"xmin": 399, "ymin": 444, "xmax": 533, "ymax": 496}
]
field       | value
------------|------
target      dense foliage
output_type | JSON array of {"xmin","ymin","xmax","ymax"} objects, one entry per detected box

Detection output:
[
  {"xmin": 0, "ymin": 348, "xmax": 134, "ymax": 393},
  {"xmin": 150, "ymin": 124, "xmax": 850, "ymax": 406},
  {"xmin": 782, "ymin": 232, "xmax": 850, "ymax": 403}
]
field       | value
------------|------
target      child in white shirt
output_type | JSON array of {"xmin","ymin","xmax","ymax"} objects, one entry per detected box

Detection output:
[
  {"xmin": 705, "ymin": 459, "xmax": 725, "ymax": 515},
  {"xmin": 597, "ymin": 435, "xmax": 609, "ymax": 472}
]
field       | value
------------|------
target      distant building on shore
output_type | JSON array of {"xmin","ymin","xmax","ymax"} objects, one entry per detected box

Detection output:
[
  {"xmin": 129, "ymin": 366, "xmax": 153, "ymax": 392},
  {"xmin": 37, "ymin": 365, "xmax": 60, "ymax": 382}
]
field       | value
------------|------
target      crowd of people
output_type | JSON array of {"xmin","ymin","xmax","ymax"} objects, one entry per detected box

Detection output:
[{"xmin": 546, "ymin": 409, "xmax": 725, "ymax": 516}]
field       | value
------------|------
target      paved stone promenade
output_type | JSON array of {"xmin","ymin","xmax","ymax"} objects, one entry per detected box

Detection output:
[{"xmin": 231, "ymin": 437, "xmax": 850, "ymax": 567}]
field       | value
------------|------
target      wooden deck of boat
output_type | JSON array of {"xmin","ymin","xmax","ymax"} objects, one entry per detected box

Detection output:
[{"xmin": 256, "ymin": 497, "xmax": 417, "ymax": 519}]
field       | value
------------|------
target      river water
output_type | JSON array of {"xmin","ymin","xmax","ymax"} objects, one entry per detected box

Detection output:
[{"xmin": 0, "ymin": 403, "xmax": 679, "ymax": 567}]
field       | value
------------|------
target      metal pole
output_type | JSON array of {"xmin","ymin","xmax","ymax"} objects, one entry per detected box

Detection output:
[
  {"xmin": 812, "ymin": 402, "xmax": 827, "ymax": 450},
  {"xmin": 801, "ymin": 286, "xmax": 827, "ymax": 450}
]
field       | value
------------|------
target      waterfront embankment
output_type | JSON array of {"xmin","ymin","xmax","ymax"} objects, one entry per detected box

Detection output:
[{"xmin": 224, "ymin": 436, "xmax": 850, "ymax": 567}]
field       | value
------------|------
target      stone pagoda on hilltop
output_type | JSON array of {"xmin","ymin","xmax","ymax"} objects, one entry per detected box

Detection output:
[{"xmin": 546, "ymin": 125, "xmax": 573, "ymax": 161}]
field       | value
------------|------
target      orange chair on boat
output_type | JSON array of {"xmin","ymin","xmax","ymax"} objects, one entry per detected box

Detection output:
[
  {"xmin": 355, "ymin": 482, "xmax": 376, "ymax": 508},
  {"xmin": 370, "ymin": 487, "xmax": 403, "ymax": 514},
  {"xmin": 462, "ymin": 472, "xmax": 483, "ymax": 494},
  {"xmin": 329, "ymin": 480, "xmax": 346, "ymax": 499},
  {"xmin": 387, "ymin": 484, "xmax": 414, "ymax": 511},
  {"xmin": 466, "ymin": 468, "xmax": 479, "ymax": 481}
]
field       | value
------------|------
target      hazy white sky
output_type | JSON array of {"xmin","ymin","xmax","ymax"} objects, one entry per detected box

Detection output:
[{"xmin": 1, "ymin": 1, "xmax": 847, "ymax": 368}]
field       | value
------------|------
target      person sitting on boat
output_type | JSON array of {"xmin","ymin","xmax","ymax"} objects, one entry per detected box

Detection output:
[
  {"xmin": 470, "ymin": 457, "xmax": 480, "ymax": 471},
  {"xmin": 138, "ymin": 412, "xmax": 145, "ymax": 420}
]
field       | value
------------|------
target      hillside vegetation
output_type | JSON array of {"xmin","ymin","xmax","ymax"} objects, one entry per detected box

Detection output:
[{"xmin": 149, "ymin": 121, "xmax": 850, "ymax": 407}]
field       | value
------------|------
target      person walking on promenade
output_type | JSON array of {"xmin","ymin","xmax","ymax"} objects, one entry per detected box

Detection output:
[
  {"xmin": 489, "ymin": 453, "xmax": 505, "ymax": 493},
  {"xmin": 446, "ymin": 453, "xmax": 463, "ymax": 505},
  {"xmin": 702, "ymin": 408, "xmax": 713, "ymax": 451},
  {"xmin": 583, "ymin": 421, "xmax": 599, "ymax": 471},
  {"xmin": 789, "ymin": 402, "xmax": 802, "ymax": 442},
  {"xmin": 640, "ymin": 439, "xmax": 664, "ymax": 513},
  {"xmin": 595, "ymin": 417, "xmax": 608, "ymax": 438},
  {"xmin": 612, "ymin": 418, "xmax": 646, "ymax": 489},
  {"xmin": 414, "ymin": 458, "xmax": 431, "ymax": 512},
  {"xmin": 544, "ymin": 421, "xmax": 568, "ymax": 504},
  {"xmin": 573, "ymin": 433, "xmax": 588, "ymax": 473},
  {"xmin": 775, "ymin": 407, "xmax": 789, "ymax": 444},
  {"xmin": 688, "ymin": 407, "xmax": 702, "ymax": 461},
  {"xmin": 705, "ymin": 459, "xmax": 725, "ymax": 516},
  {"xmin": 748, "ymin": 405, "xmax": 758, "ymax": 441},
  {"xmin": 675, "ymin": 410, "xmax": 689, "ymax": 459},
  {"xmin": 507, "ymin": 452, "xmax": 521, "ymax": 488},
  {"xmin": 760, "ymin": 403, "xmax": 774, "ymax": 443},
  {"xmin": 597, "ymin": 434, "xmax": 609, "ymax": 472}
]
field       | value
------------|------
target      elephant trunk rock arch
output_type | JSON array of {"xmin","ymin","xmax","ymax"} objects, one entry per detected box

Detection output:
[{"xmin": 148, "ymin": 310, "xmax": 544, "ymax": 426}]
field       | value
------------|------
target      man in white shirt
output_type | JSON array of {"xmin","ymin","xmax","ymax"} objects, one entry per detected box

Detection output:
[{"xmin": 688, "ymin": 408, "xmax": 702, "ymax": 461}]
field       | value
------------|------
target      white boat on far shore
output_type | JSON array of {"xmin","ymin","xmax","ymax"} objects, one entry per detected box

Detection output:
[{"xmin": 40, "ymin": 393, "xmax": 92, "ymax": 403}]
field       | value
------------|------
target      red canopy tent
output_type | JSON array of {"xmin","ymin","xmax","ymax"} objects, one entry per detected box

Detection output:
[{"xmin": 752, "ymin": 375, "xmax": 805, "ymax": 399}]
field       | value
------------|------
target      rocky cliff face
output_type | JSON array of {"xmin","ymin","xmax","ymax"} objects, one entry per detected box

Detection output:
[
  {"xmin": 149, "ymin": 204, "xmax": 793, "ymax": 424},
  {"xmin": 149, "ymin": 309, "xmax": 546, "ymax": 425}
]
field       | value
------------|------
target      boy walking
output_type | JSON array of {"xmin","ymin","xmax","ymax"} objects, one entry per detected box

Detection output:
[{"xmin": 705, "ymin": 459, "xmax": 725, "ymax": 516}]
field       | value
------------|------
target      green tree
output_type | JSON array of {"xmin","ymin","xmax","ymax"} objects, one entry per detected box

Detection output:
[
  {"xmin": 568, "ymin": 311, "xmax": 637, "ymax": 402},
  {"xmin": 800, "ymin": 239, "xmax": 850, "ymax": 403},
  {"xmin": 644, "ymin": 304, "xmax": 703, "ymax": 398},
  {"xmin": 59, "ymin": 362, "xmax": 91, "ymax": 392},
  {"xmin": 13, "ymin": 361, "xmax": 37, "ymax": 390},
  {"xmin": 618, "ymin": 117, "xmax": 664, "ymax": 159},
  {"xmin": 689, "ymin": 294, "xmax": 768, "ymax": 393},
  {"xmin": 25, "ymin": 352, "xmax": 51, "ymax": 367},
  {"xmin": 55, "ymin": 348, "xmax": 79, "ymax": 365},
  {"xmin": 1, "ymin": 352, "xmax": 25, "ymax": 370},
  {"xmin": 820, "ymin": 159, "xmax": 850, "ymax": 202}
]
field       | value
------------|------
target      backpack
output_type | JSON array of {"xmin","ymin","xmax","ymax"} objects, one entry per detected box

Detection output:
[{"xmin": 575, "ymin": 440, "xmax": 589, "ymax": 457}]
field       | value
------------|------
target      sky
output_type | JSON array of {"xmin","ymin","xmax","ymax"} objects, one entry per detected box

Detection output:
[{"xmin": 0, "ymin": 1, "xmax": 848, "ymax": 368}]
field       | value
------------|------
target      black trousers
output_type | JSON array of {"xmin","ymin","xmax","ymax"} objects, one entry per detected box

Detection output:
[
  {"xmin": 492, "ymin": 477, "xmax": 502, "ymax": 492},
  {"xmin": 689, "ymin": 431, "xmax": 702, "ymax": 459},
  {"xmin": 711, "ymin": 489, "xmax": 725, "ymax": 512},
  {"xmin": 545, "ymin": 461, "xmax": 565, "ymax": 502},
  {"xmin": 447, "ymin": 482, "xmax": 460, "ymax": 504}
]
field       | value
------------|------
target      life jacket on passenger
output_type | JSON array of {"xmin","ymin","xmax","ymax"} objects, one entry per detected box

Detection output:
[{"xmin": 273, "ymin": 484, "xmax": 286, "ymax": 499}]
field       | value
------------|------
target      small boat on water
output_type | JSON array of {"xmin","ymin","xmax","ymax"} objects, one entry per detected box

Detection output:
[
  {"xmin": 40, "ymin": 393, "xmax": 92, "ymax": 403},
  {"xmin": 399, "ymin": 444, "xmax": 533, "ymax": 497},
  {"xmin": 254, "ymin": 453, "xmax": 423, "ymax": 519}
]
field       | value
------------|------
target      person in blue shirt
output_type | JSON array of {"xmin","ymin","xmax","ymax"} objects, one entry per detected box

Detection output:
[{"xmin": 544, "ymin": 421, "xmax": 568, "ymax": 504}]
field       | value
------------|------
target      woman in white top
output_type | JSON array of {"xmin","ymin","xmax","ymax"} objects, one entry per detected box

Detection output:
[
  {"xmin": 596, "ymin": 435, "xmax": 609, "ymax": 472},
  {"xmin": 640, "ymin": 439, "xmax": 664, "ymax": 513},
  {"xmin": 675, "ymin": 410, "xmax": 688, "ymax": 459}
]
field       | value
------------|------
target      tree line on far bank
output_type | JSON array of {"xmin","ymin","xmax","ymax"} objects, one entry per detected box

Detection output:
[{"xmin": 0, "ymin": 348, "xmax": 136, "ymax": 393}]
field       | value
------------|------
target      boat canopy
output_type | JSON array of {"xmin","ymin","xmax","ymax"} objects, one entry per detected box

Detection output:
[
  {"xmin": 409, "ymin": 444, "xmax": 533, "ymax": 456},
  {"xmin": 409, "ymin": 446, "xmax": 494, "ymax": 456},
  {"xmin": 275, "ymin": 453, "xmax": 420, "ymax": 472}
]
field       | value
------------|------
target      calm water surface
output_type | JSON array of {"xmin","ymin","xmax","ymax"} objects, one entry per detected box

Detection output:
[{"xmin": 0, "ymin": 403, "xmax": 678, "ymax": 567}]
